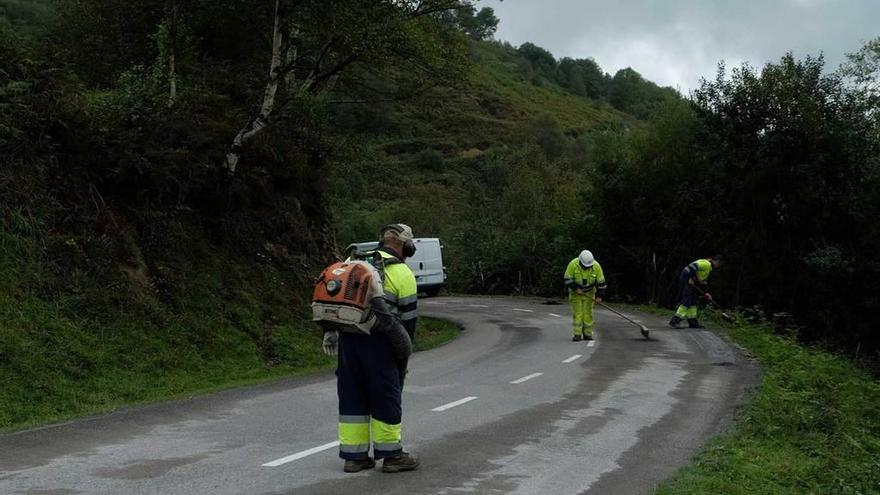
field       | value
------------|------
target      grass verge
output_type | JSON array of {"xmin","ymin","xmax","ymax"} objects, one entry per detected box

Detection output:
[
  {"xmin": 0, "ymin": 315, "xmax": 461, "ymax": 434},
  {"xmin": 1, "ymin": 315, "xmax": 460, "ymax": 434},
  {"xmin": 414, "ymin": 316, "xmax": 461, "ymax": 352},
  {"xmin": 653, "ymin": 309, "xmax": 880, "ymax": 494},
  {"xmin": 0, "ymin": 227, "xmax": 461, "ymax": 434}
]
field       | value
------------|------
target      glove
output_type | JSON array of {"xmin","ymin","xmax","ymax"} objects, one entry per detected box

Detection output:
[
  {"xmin": 703, "ymin": 292, "xmax": 713, "ymax": 302},
  {"xmin": 322, "ymin": 330, "xmax": 339, "ymax": 357},
  {"xmin": 595, "ymin": 296, "xmax": 603, "ymax": 304}
]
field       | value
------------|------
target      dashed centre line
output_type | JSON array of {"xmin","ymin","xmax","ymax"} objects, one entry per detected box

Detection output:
[
  {"xmin": 432, "ymin": 396, "xmax": 479, "ymax": 412},
  {"xmin": 262, "ymin": 441, "xmax": 340, "ymax": 467},
  {"xmin": 548, "ymin": 313, "xmax": 563, "ymax": 318},
  {"xmin": 510, "ymin": 372, "xmax": 543, "ymax": 384},
  {"xmin": 469, "ymin": 304, "xmax": 489, "ymax": 308},
  {"xmin": 587, "ymin": 341, "xmax": 596, "ymax": 347},
  {"xmin": 562, "ymin": 354, "xmax": 583, "ymax": 363},
  {"xmin": 512, "ymin": 308, "xmax": 534, "ymax": 313}
]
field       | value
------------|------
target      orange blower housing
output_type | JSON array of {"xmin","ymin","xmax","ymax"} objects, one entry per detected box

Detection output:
[{"xmin": 312, "ymin": 260, "xmax": 382, "ymax": 333}]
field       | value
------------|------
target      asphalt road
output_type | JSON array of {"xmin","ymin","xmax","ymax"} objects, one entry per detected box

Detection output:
[{"xmin": 0, "ymin": 296, "xmax": 758, "ymax": 495}]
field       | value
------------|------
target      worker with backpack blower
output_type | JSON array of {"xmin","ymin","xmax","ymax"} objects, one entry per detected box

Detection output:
[
  {"xmin": 669, "ymin": 255, "xmax": 723, "ymax": 329},
  {"xmin": 564, "ymin": 250, "xmax": 607, "ymax": 341},
  {"xmin": 312, "ymin": 224, "xmax": 420, "ymax": 474}
]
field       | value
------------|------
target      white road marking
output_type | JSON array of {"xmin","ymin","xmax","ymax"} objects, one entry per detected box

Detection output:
[
  {"xmin": 423, "ymin": 301, "xmax": 447, "ymax": 305},
  {"xmin": 562, "ymin": 354, "xmax": 583, "ymax": 363},
  {"xmin": 469, "ymin": 304, "xmax": 489, "ymax": 308},
  {"xmin": 512, "ymin": 308, "xmax": 534, "ymax": 313},
  {"xmin": 510, "ymin": 372, "xmax": 544, "ymax": 384},
  {"xmin": 587, "ymin": 341, "xmax": 596, "ymax": 347},
  {"xmin": 432, "ymin": 396, "xmax": 479, "ymax": 412},
  {"xmin": 548, "ymin": 313, "xmax": 563, "ymax": 318},
  {"xmin": 262, "ymin": 441, "xmax": 340, "ymax": 467}
]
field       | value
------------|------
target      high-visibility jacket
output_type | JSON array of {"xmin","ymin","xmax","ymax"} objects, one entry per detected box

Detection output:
[
  {"xmin": 564, "ymin": 258, "xmax": 607, "ymax": 294},
  {"xmin": 377, "ymin": 249, "xmax": 418, "ymax": 341},
  {"xmin": 682, "ymin": 259, "xmax": 712, "ymax": 284}
]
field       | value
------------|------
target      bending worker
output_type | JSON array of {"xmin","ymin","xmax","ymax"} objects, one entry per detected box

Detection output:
[
  {"xmin": 669, "ymin": 255, "xmax": 723, "ymax": 329},
  {"xmin": 564, "ymin": 250, "xmax": 607, "ymax": 341}
]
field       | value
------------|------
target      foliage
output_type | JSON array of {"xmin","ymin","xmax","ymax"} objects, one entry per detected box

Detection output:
[
  {"xmin": 3, "ymin": 0, "xmax": 879, "ymax": 435},
  {"xmin": 591, "ymin": 53, "xmax": 880, "ymax": 354},
  {"xmin": 0, "ymin": 0, "xmax": 474, "ymax": 429},
  {"xmin": 438, "ymin": 4, "xmax": 498, "ymax": 40},
  {"xmin": 413, "ymin": 317, "xmax": 461, "ymax": 352},
  {"xmin": 330, "ymin": 38, "xmax": 627, "ymax": 296},
  {"xmin": 842, "ymin": 36, "xmax": 880, "ymax": 102},
  {"xmin": 514, "ymin": 40, "xmax": 677, "ymax": 117},
  {"xmin": 658, "ymin": 316, "xmax": 880, "ymax": 495}
]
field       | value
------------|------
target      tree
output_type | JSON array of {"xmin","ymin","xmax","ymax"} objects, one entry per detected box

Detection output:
[
  {"xmin": 608, "ymin": 67, "xmax": 676, "ymax": 118},
  {"xmin": 222, "ymin": 0, "xmax": 473, "ymax": 174},
  {"xmin": 842, "ymin": 37, "xmax": 880, "ymax": 115},
  {"xmin": 558, "ymin": 57, "xmax": 608, "ymax": 99},
  {"xmin": 471, "ymin": 7, "xmax": 499, "ymax": 40},
  {"xmin": 56, "ymin": 0, "xmax": 166, "ymax": 85},
  {"xmin": 517, "ymin": 42, "xmax": 556, "ymax": 85},
  {"xmin": 594, "ymin": 52, "xmax": 880, "ymax": 351},
  {"xmin": 843, "ymin": 37, "xmax": 880, "ymax": 92}
]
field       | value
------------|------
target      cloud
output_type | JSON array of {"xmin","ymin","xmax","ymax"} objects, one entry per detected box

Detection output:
[{"xmin": 478, "ymin": 0, "xmax": 880, "ymax": 92}]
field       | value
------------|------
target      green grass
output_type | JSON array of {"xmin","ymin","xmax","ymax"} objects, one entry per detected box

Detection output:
[
  {"xmin": 0, "ymin": 259, "xmax": 460, "ymax": 434},
  {"xmin": 655, "ymin": 311, "xmax": 880, "ymax": 495},
  {"xmin": 414, "ymin": 316, "xmax": 461, "ymax": 352},
  {"xmin": 0, "ymin": 220, "xmax": 461, "ymax": 432},
  {"xmin": 0, "ymin": 312, "xmax": 461, "ymax": 433}
]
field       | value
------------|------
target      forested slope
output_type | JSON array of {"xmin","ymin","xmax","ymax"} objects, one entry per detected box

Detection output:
[
  {"xmin": 0, "ymin": 0, "xmax": 674, "ymax": 428},
  {"xmin": 1, "ymin": 0, "xmax": 878, "ymax": 431},
  {"xmin": 333, "ymin": 36, "xmax": 880, "ymax": 362}
]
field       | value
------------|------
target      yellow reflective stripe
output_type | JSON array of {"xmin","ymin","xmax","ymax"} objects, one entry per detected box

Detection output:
[
  {"xmin": 370, "ymin": 417, "xmax": 401, "ymax": 444},
  {"xmin": 339, "ymin": 422, "xmax": 370, "ymax": 446}
]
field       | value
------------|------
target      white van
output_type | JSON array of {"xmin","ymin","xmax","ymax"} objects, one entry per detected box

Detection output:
[{"xmin": 344, "ymin": 238, "xmax": 447, "ymax": 297}]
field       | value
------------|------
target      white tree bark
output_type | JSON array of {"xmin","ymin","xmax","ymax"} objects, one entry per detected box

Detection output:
[{"xmin": 223, "ymin": 0, "xmax": 287, "ymax": 174}]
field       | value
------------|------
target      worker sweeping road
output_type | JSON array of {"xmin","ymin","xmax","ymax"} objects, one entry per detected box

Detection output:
[
  {"xmin": 563, "ymin": 250, "xmax": 607, "ymax": 341},
  {"xmin": 669, "ymin": 255, "xmax": 723, "ymax": 329}
]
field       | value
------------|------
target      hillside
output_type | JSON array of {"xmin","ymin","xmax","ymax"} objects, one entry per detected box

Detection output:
[
  {"xmin": 3, "ymin": 0, "xmax": 877, "ymax": 433},
  {"xmin": 1, "ymin": 2, "xmax": 663, "ymax": 429},
  {"xmin": 330, "ymin": 40, "xmax": 660, "ymax": 294}
]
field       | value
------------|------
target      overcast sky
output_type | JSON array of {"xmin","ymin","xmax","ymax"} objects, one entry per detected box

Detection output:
[{"xmin": 477, "ymin": 0, "xmax": 879, "ymax": 93}]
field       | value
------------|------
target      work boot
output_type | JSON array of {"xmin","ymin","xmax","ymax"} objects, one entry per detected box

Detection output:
[
  {"xmin": 583, "ymin": 334, "xmax": 593, "ymax": 341},
  {"xmin": 343, "ymin": 457, "xmax": 376, "ymax": 473},
  {"xmin": 668, "ymin": 316, "xmax": 683, "ymax": 329},
  {"xmin": 382, "ymin": 452, "xmax": 421, "ymax": 473},
  {"xmin": 572, "ymin": 334, "xmax": 582, "ymax": 342},
  {"xmin": 687, "ymin": 318, "xmax": 704, "ymax": 329}
]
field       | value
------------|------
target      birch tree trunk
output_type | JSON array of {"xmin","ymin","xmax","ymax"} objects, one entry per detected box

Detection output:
[{"xmin": 223, "ymin": 0, "xmax": 287, "ymax": 175}]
